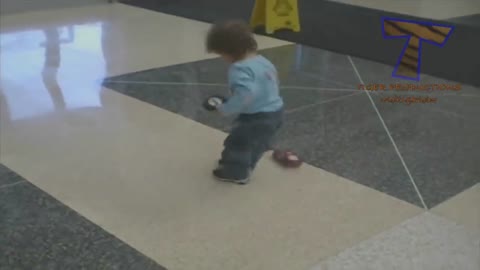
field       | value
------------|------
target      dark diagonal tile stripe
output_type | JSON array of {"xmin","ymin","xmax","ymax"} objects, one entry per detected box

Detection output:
[
  {"xmin": 0, "ymin": 164, "xmax": 24, "ymax": 187},
  {"xmin": 0, "ymin": 164, "xmax": 167, "ymax": 270}
]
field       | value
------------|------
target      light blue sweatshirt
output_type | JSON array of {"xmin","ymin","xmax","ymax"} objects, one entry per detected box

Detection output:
[{"xmin": 218, "ymin": 55, "xmax": 284, "ymax": 115}]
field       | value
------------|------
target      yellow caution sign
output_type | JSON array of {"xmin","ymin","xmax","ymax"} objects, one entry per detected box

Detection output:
[{"xmin": 250, "ymin": 0, "xmax": 300, "ymax": 34}]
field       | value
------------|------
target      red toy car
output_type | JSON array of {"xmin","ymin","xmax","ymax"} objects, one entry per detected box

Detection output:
[{"xmin": 272, "ymin": 149, "xmax": 303, "ymax": 168}]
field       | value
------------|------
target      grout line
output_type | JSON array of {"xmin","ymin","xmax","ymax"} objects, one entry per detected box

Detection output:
[
  {"xmin": 103, "ymin": 79, "xmax": 358, "ymax": 92},
  {"xmin": 0, "ymin": 180, "xmax": 27, "ymax": 190},
  {"xmin": 347, "ymin": 56, "xmax": 428, "ymax": 210},
  {"xmin": 285, "ymin": 92, "xmax": 363, "ymax": 114}
]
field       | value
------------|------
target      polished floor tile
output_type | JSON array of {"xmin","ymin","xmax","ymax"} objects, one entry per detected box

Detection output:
[
  {"xmin": 0, "ymin": 3, "xmax": 287, "ymax": 122},
  {"xmin": 0, "ymin": 164, "xmax": 166, "ymax": 270},
  {"xmin": 329, "ymin": 0, "xmax": 480, "ymax": 20},
  {"xmin": 372, "ymin": 99, "xmax": 480, "ymax": 208},
  {"xmin": 276, "ymin": 93, "xmax": 422, "ymax": 207},
  {"xmin": 350, "ymin": 57, "xmax": 480, "ymax": 208},
  {"xmin": 0, "ymin": 3, "xmax": 288, "ymax": 78},
  {"xmin": 432, "ymin": 184, "xmax": 480, "ymax": 232},
  {"xmin": 0, "ymin": 5, "xmax": 287, "ymax": 268},
  {"xmin": 104, "ymin": 44, "xmax": 440, "ymax": 207},
  {"xmin": 0, "ymin": 163, "xmax": 24, "ymax": 187},
  {"xmin": 1, "ymin": 86, "xmax": 422, "ymax": 270},
  {"xmin": 1, "ymin": 2, "xmax": 475, "ymax": 269},
  {"xmin": 311, "ymin": 212, "xmax": 480, "ymax": 270}
]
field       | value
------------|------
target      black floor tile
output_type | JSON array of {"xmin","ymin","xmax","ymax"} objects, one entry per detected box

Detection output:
[
  {"xmin": 264, "ymin": 45, "xmax": 359, "ymax": 88},
  {"xmin": 0, "ymin": 166, "xmax": 167, "ymax": 270},
  {"xmin": 350, "ymin": 58, "xmax": 480, "ymax": 208},
  {"xmin": 0, "ymin": 164, "xmax": 24, "ymax": 187},
  {"xmin": 275, "ymin": 93, "xmax": 423, "ymax": 207},
  {"xmin": 377, "ymin": 101, "xmax": 480, "ymax": 208},
  {"xmin": 373, "ymin": 96, "xmax": 480, "ymax": 208}
]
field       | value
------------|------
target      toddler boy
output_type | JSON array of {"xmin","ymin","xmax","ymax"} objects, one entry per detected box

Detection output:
[{"xmin": 206, "ymin": 21, "xmax": 284, "ymax": 184}]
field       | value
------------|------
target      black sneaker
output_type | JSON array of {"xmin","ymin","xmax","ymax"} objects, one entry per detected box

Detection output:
[{"xmin": 213, "ymin": 168, "xmax": 250, "ymax": 185}]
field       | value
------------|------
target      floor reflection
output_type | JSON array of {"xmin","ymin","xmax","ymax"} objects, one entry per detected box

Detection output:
[{"xmin": 0, "ymin": 22, "xmax": 106, "ymax": 121}]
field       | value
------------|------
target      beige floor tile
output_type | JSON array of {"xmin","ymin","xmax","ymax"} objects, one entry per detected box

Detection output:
[
  {"xmin": 311, "ymin": 212, "xmax": 480, "ymax": 270},
  {"xmin": 431, "ymin": 184, "xmax": 480, "ymax": 233},
  {"xmin": 329, "ymin": 0, "xmax": 480, "ymax": 20},
  {"xmin": 1, "ymin": 87, "xmax": 422, "ymax": 270}
]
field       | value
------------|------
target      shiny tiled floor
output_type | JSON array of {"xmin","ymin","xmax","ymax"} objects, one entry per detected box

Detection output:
[
  {"xmin": 103, "ymin": 44, "xmax": 480, "ymax": 209},
  {"xmin": 0, "ymin": 2, "xmax": 479, "ymax": 270}
]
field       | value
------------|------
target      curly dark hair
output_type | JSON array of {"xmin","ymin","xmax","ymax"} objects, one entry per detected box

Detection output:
[{"xmin": 206, "ymin": 21, "xmax": 258, "ymax": 60}]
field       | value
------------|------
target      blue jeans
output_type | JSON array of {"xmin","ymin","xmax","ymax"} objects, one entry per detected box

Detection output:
[{"xmin": 219, "ymin": 109, "xmax": 283, "ymax": 178}]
